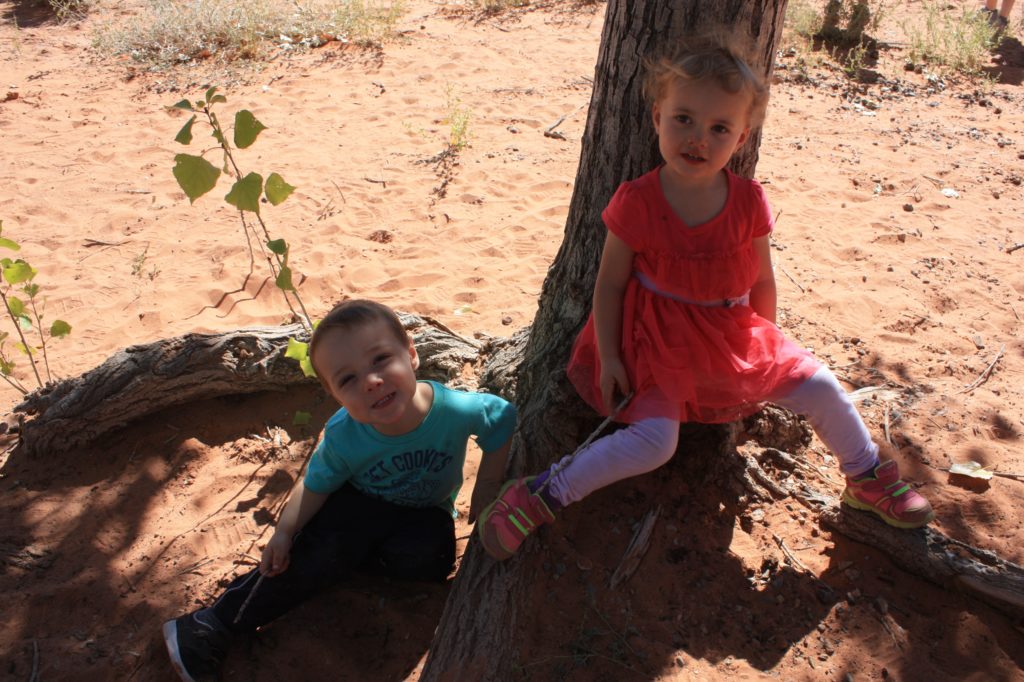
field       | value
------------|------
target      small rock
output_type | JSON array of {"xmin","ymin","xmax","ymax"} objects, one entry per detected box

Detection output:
[
  {"xmin": 501, "ymin": 315, "xmax": 513, "ymax": 325},
  {"xmin": 902, "ymin": 203, "xmax": 914, "ymax": 212},
  {"xmin": 847, "ymin": 589, "xmax": 861, "ymax": 604}
]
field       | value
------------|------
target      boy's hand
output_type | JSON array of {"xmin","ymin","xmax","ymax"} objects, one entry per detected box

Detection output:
[
  {"xmin": 260, "ymin": 531, "xmax": 293, "ymax": 576},
  {"xmin": 468, "ymin": 477, "xmax": 502, "ymax": 524},
  {"xmin": 599, "ymin": 357, "xmax": 630, "ymax": 414}
]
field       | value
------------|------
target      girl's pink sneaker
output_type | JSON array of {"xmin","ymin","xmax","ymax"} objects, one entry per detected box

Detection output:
[
  {"xmin": 477, "ymin": 477, "xmax": 556, "ymax": 560},
  {"xmin": 842, "ymin": 460, "xmax": 934, "ymax": 529}
]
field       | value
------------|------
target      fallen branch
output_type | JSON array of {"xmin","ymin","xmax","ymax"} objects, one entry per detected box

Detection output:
[
  {"xmin": 811, "ymin": 493, "xmax": 1024, "ymax": 619},
  {"xmin": 1006, "ymin": 243, "xmax": 1024, "ymax": 254},
  {"xmin": 10, "ymin": 313, "xmax": 481, "ymax": 458},
  {"xmin": 748, "ymin": 445, "xmax": 1024, "ymax": 619}
]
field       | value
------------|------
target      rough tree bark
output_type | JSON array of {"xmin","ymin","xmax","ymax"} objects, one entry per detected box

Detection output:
[{"xmin": 422, "ymin": 2, "xmax": 790, "ymax": 679}]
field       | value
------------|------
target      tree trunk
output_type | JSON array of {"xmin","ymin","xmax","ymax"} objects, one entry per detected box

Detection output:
[{"xmin": 422, "ymin": 2, "xmax": 788, "ymax": 679}]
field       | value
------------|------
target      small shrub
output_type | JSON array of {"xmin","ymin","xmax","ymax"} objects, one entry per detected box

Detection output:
[
  {"xmin": 49, "ymin": 0, "xmax": 90, "ymax": 22},
  {"xmin": 785, "ymin": 0, "xmax": 824, "ymax": 40},
  {"xmin": 903, "ymin": 2, "xmax": 999, "ymax": 75},
  {"xmin": 94, "ymin": 0, "xmax": 404, "ymax": 66},
  {"xmin": 444, "ymin": 84, "xmax": 472, "ymax": 152}
]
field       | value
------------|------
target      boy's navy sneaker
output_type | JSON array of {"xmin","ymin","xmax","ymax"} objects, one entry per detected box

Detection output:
[{"xmin": 162, "ymin": 608, "xmax": 230, "ymax": 681}]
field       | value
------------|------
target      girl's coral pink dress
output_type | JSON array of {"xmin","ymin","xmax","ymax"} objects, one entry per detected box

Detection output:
[{"xmin": 567, "ymin": 167, "xmax": 821, "ymax": 424}]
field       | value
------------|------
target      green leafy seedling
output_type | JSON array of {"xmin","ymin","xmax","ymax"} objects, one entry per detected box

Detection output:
[
  {"xmin": 0, "ymin": 220, "xmax": 72, "ymax": 393},
  {"xmin": 168, "ymin": 90, "xmax": 316, "ymax": 378}
]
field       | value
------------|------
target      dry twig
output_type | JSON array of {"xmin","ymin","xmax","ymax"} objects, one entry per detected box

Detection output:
[
  {"xmin": 773, "ymin": 533, "xmax": 811, "ymax": 573},
  {"xmin": 957, "ymin": 344, "xmax": 1005, "ymax": 394},
  {"xmin": 543, "ymin": 104, "xmax": 585, "ymax": 140},
  {"xmin": 610, "ymin": 506, "xmax": 660, "ymax": 588}
]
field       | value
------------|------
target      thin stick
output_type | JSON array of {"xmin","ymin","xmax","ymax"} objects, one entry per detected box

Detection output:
[
  {"xmin": 773, "ymin": 534, "xmax": 810, "ymax": 573},
  {"xmin": 535, "ymin": 391, "xmax": 633, "ymax": 495},
  {"xmin": 1006, "ymin": 243, "xmax": 1024, "ymax": 254},
  {"xmin": 543, "ymin": 104, "xmax": 585, "ymax": 140},
  {"xmin": 29, "ymin": 639, "xmax": 39, "ymax": 682},
  {"xmin": 175, "ymin": 557, "xmax": 215, "ymax": 576},
  {"xmin": 779, "ymin": 265, "xmax": 805, "ymax": 293},
  {"xmin": 957, "ymin": 344, "xmax": 1005, "ymax": 394},
  {"xmin": 883, "ymin": 403, "xmax": 892, "ymax": 445},
  {"xmin": 233, "ymin": 573, "xmax": 266, "ymax": 625}
]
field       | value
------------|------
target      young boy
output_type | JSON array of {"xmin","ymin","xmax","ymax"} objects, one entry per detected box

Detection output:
[{"xmin": 163, "ymin": 299, "xmax": 515, "ymax": 681}]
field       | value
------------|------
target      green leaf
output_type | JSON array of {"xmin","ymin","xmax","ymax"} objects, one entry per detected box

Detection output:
[
  {"xmin": 299, "ymin": 354, "xmax": 316, "ymax": 378},
  {"xmin": 276, "ymin": 265, "xmax": 294, "ymax": 291},
  {"xmin": 3, "ymin": 260, "xmax": 35, "ymax": 284},
  {"xmin": 23, "ymin": 283, "xmax": 39, "ymax": 298},
  {"xmin": 233, "ymin": 110, "xmax": 267, "ymax": 149},
  {"xmin": 266, "ymin": 238, "xmax": 288, "ymax": 255},
  {"xmin": 50, "ymin": 320, "xmax": 71, "ymax": 338},
  {"xmin": 173, "ymin": 154, "xmax": 221, "ymax": 204},
  {"xmin": 264, "ymin": 173, "xmax": 296, "ymax": 206},
  {"xmin": 204, "ymin": 86, "xmax": 218, "ymax": 103},
  {"xmin": 0, "ymin": 358, "xmax": 12, "ymax": 375},
  {"xmin": 174, "ymin": 115, "xmax": 197, "ymax": 145},
  {"xmin": 0, "ymin": 237, "xmax": 19, "ymax": 251},
  {"xmin": 171, "ymin": 99, "xmax": 194, "ymax": 111},
  {"xmin": 284, "ymin": 337, "xmax": 308, "ymax": 361},
  {"xmin": 7, "ymin": 296, "xmax": 24, "ymax": 317},
  {"xmin": 210, "ymin": 94, "xmax": 227, "ymax": 105},
  {"xmin": 16, "ymin": 315, "xmax": 31, "ymax": 330},
  {"xmin": 211, "ymin": 127, "xmax": 226, "ymax": 147},
  {"xmin": 15, "ymin": 341, "xmax": 29, "ymax": 355},
  {"xmin": 292, "ymin": 410, "xmax": 312, "ymax": 426},
  {"xmin": 224, "ymin": 172, "xmax": 263, "ymax": 214}
]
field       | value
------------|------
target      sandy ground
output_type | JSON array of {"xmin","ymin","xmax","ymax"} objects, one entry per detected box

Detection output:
[{"xmin": 1, "ymin": 0, "xmax": 1023, "ymax": 679}]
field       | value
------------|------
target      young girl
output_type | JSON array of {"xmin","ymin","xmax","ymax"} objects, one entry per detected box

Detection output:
[
  {"xmin": 479, "ymin": 38, "xmax": 934, "ymax": 561},
  {"xmin": 163, "ymin": 299, "xmax": 516, "ymax": 680}
]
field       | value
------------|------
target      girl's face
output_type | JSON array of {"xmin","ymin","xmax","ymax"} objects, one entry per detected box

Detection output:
[
  {"xmin": 312, "ymin": 320, "xmax": 425, "ymax": 435},
  {"xmin": 652, "ymin": 77, "xmax": 752, "ymax": 188}
]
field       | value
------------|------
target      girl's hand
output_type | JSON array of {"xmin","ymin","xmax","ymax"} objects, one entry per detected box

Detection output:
[
  {"xmin": 599, "ymin": 357, "xmax": 630, "ymax": 414},
  {"xmin": 260, "ymin": 530, "xmax": 293, "ymax": 576}
]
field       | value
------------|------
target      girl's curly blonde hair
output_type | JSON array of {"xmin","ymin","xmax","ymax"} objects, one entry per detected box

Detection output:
[{"xmin": 642, "ymin": 34, "xmax": 770, "ymax": 128}]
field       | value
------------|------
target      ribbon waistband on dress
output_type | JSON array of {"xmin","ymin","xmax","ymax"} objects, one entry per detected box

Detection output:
[{"xmin": 634, "ymin": 272, "xmax": 750, "ymax": 308}]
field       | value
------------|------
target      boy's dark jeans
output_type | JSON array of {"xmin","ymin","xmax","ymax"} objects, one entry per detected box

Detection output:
[{"xmin": 210, "ymin": 484, "xmax": 456, "ymax": 634}]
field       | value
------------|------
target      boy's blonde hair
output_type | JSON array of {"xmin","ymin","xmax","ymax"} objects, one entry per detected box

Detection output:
[
  {"xmin": 643, "ymin": 34, "xmax": 769, "ymax": 128},
  {"xmin": 309, "ymin": 299, "xmax": 409, "ymax": 392}
]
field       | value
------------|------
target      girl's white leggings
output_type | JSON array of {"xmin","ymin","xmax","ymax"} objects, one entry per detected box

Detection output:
[{"xmin": 547, "ymin": 366, "xmax": 878, "ymax": 507}]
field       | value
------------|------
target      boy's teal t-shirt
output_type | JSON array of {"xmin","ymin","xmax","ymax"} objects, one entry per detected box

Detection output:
[{"xmin": 303, "ymin": 381, "xmax": 516, "ymax": 515}]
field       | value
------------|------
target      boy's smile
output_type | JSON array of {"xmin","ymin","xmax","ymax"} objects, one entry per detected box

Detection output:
[{"xmin": 312, "ymin": 320, "xmax": 433, "ymax": 436}]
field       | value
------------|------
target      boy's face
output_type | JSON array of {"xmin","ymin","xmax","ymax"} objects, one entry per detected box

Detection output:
[
  {"xmin": 312, "ymin": 319, "xmax": 422, "ymax": 434},
  {"xmin": 652, "ymin": 77, "xmax": 752, "ymax": 187}
]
